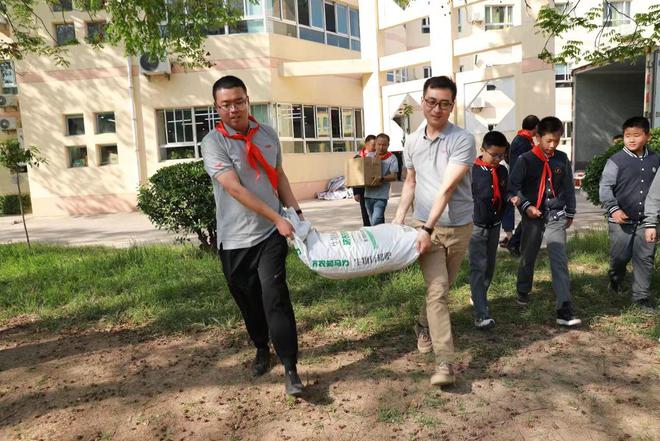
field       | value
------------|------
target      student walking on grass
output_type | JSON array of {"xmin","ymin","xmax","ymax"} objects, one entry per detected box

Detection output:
[
  {"xmin": 599, "ymin": 116, "xmax": 658, "ymax": 312},
  {"xmin": 393, "ymin": 76, "xmax": 476, "ymax": 387},
  {"xmin": 201, "ymin": 75, "xmax": 304, "ymax": 396},
  {"xmin": 469, "ymin": 131, "xmax": 510, "ymax": 330},
  {"xmin": 509, "ymin": 116, "xmax": 581, "ymax": 327},
  {"xmin": 364, "ymin": 133, "xmax": 399, "ymax": 225}
]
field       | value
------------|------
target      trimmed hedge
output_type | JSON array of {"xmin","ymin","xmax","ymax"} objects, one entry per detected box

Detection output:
[
  {"xmin": 0, "ymin": 194, "xmax": 31, "ymax": 215},
  {"xmin": 581, "ymin": 127, "xmax": 660, "ymax": 206},
  {"xmin": 137, "ymin": 160, "xmax": 217, "ymax": 251}
]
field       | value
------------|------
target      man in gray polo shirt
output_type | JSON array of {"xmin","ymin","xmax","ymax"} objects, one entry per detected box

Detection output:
[
  {"xmin": 201, "ymin": 75, "xmax": 304, "ymax": 396},
  {"xmin": 393, "ymin": 76, "xmax": 476, "ymax": 387}
]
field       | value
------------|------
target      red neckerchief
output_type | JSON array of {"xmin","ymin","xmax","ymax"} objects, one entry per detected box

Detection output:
[
  {"xmin": 379, "ymin": 152, "xmax": 393, "ymax": 160},
  {"xmin": 474, "ymin": 157, "xmax": 503, "ymax": 210},
  {"xmin": 215, "ymin": 116, "xmax": 278, "ymax": 191},
  {"xmin": 358, "ymin": 148, "xmax": 368, "ymax": 158},
  {"xmin": 531, "ymin": 145, "xmax": 556, "ymax": 209},
  {"xmin": 517, "ymin": 129, "xmax": 537, "ymax": 148}
]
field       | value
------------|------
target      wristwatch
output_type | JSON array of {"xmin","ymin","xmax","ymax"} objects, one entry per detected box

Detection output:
[
  {"xmin": 421, "ymin": 225, "xmax": 434, "ymax": 235},
  {"xmin": 295, "ymin": 208, "xmax": 303, "ymax": 215}
]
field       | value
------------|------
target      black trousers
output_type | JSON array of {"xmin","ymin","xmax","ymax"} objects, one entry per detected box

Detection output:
[
  {"xmin": 219, "ymin": 231, "xmax": 298, "ymax": 369},
  {"xmin": 353, "ymin": 186, "xmax": 371, "ymax": 226}
]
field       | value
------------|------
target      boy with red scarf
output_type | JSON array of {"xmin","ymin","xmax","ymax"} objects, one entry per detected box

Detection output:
[
  {"xmin": 469, "ymin": 131, "xmax": 510, "ymax": 329},
  {"xmin": 509, "ymin": 116, "xmax": 581, "ymax": 327},
  {"xmin": 503, "ymin": 115, "xmax": 540, "ymax": 256},
  {"xmin": 201, "ymin": 76, "xmax": 304, "ymax": 396},
  {"xmin": 364, "ymin": 133, "xmax": 398, "ymax": 225}
]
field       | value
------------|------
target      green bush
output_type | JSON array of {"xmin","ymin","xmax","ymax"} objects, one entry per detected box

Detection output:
[
  {"xmin": 581, "ymin": 127, "xmax": 660, "ymax": 206},
  {"xmin": 0, "ymin": 194, "xmax": 31, "ymax": 215},
  {"xmin": 137, "ymin": 160, "xmax": 217, "ymax": 251}
]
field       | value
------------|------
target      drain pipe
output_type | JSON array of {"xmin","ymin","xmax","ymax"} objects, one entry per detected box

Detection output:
[{"xmin": 127, "ymin": 56, "xmax": 143, "ymax": 186}]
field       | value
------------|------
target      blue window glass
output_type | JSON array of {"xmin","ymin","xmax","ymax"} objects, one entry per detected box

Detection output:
[
  {"xmin": 349, "ymin": 8, "xmax": 359, "ymax": 37},
  {"xmin": 336, "ymin": 4, "xmax": 348, "ymax": 35},
  {"xmin": 300, "ymin": 27, "xmax": 325, "ymax": 43},
  {"xmin": 311, "ymin": 0, "xmax": 324, "ymax": 28}
]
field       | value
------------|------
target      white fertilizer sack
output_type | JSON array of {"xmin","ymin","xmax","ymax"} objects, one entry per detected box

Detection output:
[{"xmin": 284, "ymin": 208, "xmax": 419, "ymax": 279}]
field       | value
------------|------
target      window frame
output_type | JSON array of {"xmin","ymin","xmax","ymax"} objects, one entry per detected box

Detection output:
[
  {"xmin": 484, "ymin": 5, "xmax": 513, "ymax": 31},
  {"xmin": 604, "ymin": 0, "xmax": 631, "ymax": 27},
  {"xmin": 55, "ymin": 22, "xmax": 77, "ymax": 46},
  {"xmin": 65, "ymin": 114, "xmax": 85, "ymax": 136},
  {"xmin": 95, "ymin": 111, "xmax": 116, "ymax": 134},
  {"xmin": 98, "ymin": 144, "xmax": 119, "ymax": 166},
  {"xmin": 67, "ymin": 146, "xmax": 88, "ymax": 168}
]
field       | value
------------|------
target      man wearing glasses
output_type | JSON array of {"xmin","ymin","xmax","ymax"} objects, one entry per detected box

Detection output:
[
  {"xmin": 393, "ymin": 76, "xmax": 476, "ymax": 387},
  {"xmin": 201, "ymin": 75, "xmax": 304, "ymax": 396}
]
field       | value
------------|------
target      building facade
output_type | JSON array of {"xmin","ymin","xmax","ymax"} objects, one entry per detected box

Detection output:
[
  {"xmin": 10, "ymin": 0, "xmax": 365, "ymax": 215},
  {"xmin": 2, "ymin": 0, "xmax": 653, "ymax": 215}
]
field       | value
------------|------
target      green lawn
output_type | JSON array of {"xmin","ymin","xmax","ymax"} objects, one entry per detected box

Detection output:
[{"xmin": 0, "ymin": 229, "xmax": 658, "ymax": 340}]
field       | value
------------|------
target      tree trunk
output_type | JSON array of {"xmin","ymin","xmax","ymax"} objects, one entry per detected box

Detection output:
[{"xmin": 15, "ymin": 174, "xmax": 30, "ymax": 248}]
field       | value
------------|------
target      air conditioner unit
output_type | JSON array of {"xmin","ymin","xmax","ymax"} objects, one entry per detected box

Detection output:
[
  {"xmin": 0, "ymin": 94, "xmax": 18, "ymax": 107},
  {"xmin": 0, "ymin": 116, "xmax": 17, "ymax": 131},
  {"xmin": 470, "ymin": 9, "xmax": 485, "ymax": 24},
  {"xmin": 138, "ymin": 53, "xmax": 171, "ymax": 76}
]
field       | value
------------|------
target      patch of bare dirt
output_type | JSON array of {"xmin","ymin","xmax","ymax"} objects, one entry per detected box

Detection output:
[{"xmin": 0, "ymin": 316, "xmax": 658, "ymax": 441}]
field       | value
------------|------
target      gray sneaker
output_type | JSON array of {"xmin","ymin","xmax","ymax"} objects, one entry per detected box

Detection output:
[{"xmin": 414, "ymin": 323, "xmax": 433, "ymax": 354}]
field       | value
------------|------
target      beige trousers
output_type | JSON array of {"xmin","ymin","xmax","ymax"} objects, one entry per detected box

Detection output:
[{"xmin": 414, "ymin": 221, "xmax": 473, "ymax": 363}]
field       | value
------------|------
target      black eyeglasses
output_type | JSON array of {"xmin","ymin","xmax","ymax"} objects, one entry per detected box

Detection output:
[
  {"xmin": 422, "ymin": 97, "xmax": 453, "ymax": 110},
  {"xmin": 484, "ymin": 150, "xmax": 507, "ymax": 159}
]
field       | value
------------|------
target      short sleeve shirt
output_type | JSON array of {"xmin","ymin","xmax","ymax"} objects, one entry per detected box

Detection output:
[
  {"xmin": 365, "ymin": 154, "xmax": 399, "ymax": 200},
  {"xmin": 403, "ymin": 122, "xmax": 476, "ymax": 226},
  {"xmin": 201, "ymin": 120, "xmax": 283, "ymax": 250}
]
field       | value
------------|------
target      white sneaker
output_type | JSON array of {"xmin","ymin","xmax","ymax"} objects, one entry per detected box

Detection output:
[{"xmin": 474, "ymin": 318, "xmax": 495, "ymax": 329}]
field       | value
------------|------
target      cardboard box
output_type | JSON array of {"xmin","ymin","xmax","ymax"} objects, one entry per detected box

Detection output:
[{"xmin": 345, "ymin": 157, "xmax": 381, "ymax": 187}]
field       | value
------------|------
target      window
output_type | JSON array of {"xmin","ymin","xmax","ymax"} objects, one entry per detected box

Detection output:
[
  {"xmin": 423, "ymin": 66, "xmax": 432, "ymax": 78},
  {"xmin": 421, "ymin": 17, "xmax": 430, "ymax": 33},
  {"xmin": 457, "ymin": 8, "xmax": 464, "ymax": 32},
  {"xmin": 561, "ymin": 121, "xmax": 573, "ymax": 145},
  {"xmin": 316, "ymin": 107, "xmax": 330, "ymax": 137},
  {"xmin": 95, "ymin": 112, "xmax": 115, "ymax": 133},
  {"xmin": 349, "ymin": 8, "xmax": 359, "ymax": 37},
  {"xmin": 55, "ymin": 23, "xmax": 76, "ymax": 45},
  {"xmin": 53, "ymin": 0, "xmax": 73, "ymax": 11},
  {"xmin": 330, "ymin": 107, "xmax": 341, "ymax": 138},
  {"xmin": 324, "ymin": 2, "xmax": 336, "ymax": 32},
  {"xmin": 229, "ymin": 19, "xmax": 265, "ymax": 34},
  {"xmin": 194, "ymin": 106, "xmax": 220, "ymax": 142},
  {"xmin": 282, "ymin": 0, "xmax": 296, "ymax": 21},
  {"xmin": 86, "ymin": 22, "xmax": 105, "ymax": 43},
  {"xmin": 311, "ymin": 0, "xmax": 324, "ymax": 28},
  {"xmin": 250, "ymin": 104, "xmax": 270, "ymax": 125},
  {"xmin": 604, "ymin": 1, "xmax": 631, "ymax": 26},
  {"xmin": 303, "ymin": 106, "xmax": 316, "ymax": 138},
  {"xmin": 336, "ymin": 4, "xmax": 348, "ymax": 35},
  {"xmin": 341, "ymin": 108, "xmax": 353, "ymax": 137},
  {"xmin": 157, "ymin": 108, "xmax": 195, "ymax": 160},
  {"xmin": 354, "ymin": 109, "xmax": 363, "ymax": 139},
  {"xmin": 276, "ymin": 103, "xmax": 362, "ymax": 153},
  {"xmin": 555, "ymin": 64, "xmax": 572, "ymax": 87},
  {"xmin": 68, "ymin": 146, "xmax": 88, "ymax": 168},
  {"xmin": 485, "ymin": 5, "xmax": 513, "ymax": 30},
  {"xmin": 245, "ymin": 0, "xmax": 264, "ymax": 16},
  {"xmin": 386, "ymin": 68, "xmax": 408, "ymax": 83},
  {"xmin": 0, "ymin": 61, "xmax": 16, "ymax": 88},
  {"xmin": 66, "ymin": 114, "xmax": 85, "ymax": 136},
  {"xmin": 298, "ymin": 0, "xmax": 310, "ymax": 26},
  {"xmin": 98, "ymin": 144, "xmax": 118, "ymax": 166}
]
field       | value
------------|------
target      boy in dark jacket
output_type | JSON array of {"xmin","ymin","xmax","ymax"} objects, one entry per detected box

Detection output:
[
  {"xmin": 502, "ymin": 115, "xmax": 540, "ymax": 256},
  {"xmin": 599, "ymin": 116, "xmax": 658, "ymax": 311},
  {"xmin": 469, "ymin": 131, "xmax": 510, "ymax": 329},
  {"xmin": 509, "ymin": 116, "xmax": 581, "ymax": 327}
]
